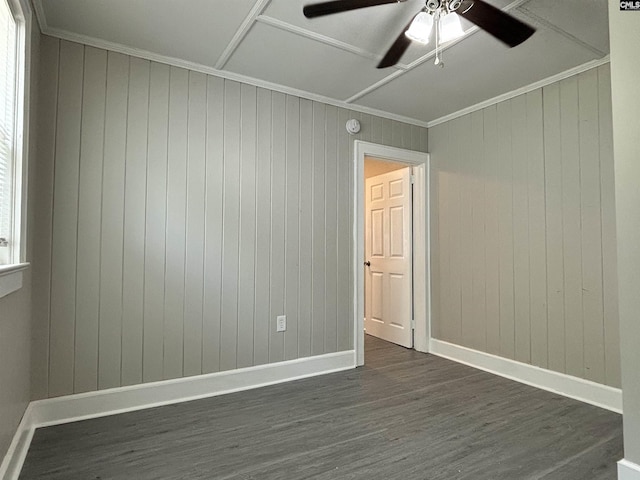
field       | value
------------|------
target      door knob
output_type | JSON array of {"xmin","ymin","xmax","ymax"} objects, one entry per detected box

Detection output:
[{"xmin": 364, "ymin": 261, "xmax": 371, "ymax": 267}]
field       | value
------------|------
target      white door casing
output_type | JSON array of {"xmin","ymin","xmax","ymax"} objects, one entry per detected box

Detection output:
[
  {"xmin": 365, "ymin": 167, "xmax": 413, "ymax": 348},
  {"xmin": 354, "ymin": 141, "xmax": 429, "ymax": 367}
]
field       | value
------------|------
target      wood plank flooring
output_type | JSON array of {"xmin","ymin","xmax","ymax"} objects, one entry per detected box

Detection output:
[{"xmin": 20, "ymin": 335, "xmax": 623, "ymax": 479}]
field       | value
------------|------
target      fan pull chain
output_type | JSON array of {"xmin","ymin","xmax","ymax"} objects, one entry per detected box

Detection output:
[{"xmin": 434, "ymin": 10, "xmax": 444, "ymax": 67}]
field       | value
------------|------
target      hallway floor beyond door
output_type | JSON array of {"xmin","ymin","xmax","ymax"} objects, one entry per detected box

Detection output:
[{"xmin": 20, "ymin": 335, "xmax": 622, "ymax": 479}]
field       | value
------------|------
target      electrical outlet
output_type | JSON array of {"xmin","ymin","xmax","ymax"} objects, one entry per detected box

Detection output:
[{"xmin": 276, "ymin": 315, "xmax": 286, "ymax": 332}]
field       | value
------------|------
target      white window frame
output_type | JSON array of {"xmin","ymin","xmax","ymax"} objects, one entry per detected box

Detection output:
[{"xmin": 0, "ymin": 0, "xmax": 31, "ymax": 299}]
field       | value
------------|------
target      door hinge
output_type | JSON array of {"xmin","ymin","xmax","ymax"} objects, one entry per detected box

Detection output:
[
  {"xmin": 411, "ymin": 319, "xmax": 415, "ymax": 330},
  {"xmin": 410, "ymin": 174, "xmax": 416, "ymax": 184}
]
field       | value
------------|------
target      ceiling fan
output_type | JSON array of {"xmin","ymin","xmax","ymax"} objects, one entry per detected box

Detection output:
[{"xmin": 302, "ymin": 0, "xmax": 536, "ymax": 68}]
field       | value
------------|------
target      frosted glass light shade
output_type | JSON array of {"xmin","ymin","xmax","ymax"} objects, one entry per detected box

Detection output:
[
  {"xmin": 439, "ymin": 12, "xmax": 465, "ymax": 43},
  {"xmin": 405, "ymin": 12, "xmax": 433, "ymax": 44}
]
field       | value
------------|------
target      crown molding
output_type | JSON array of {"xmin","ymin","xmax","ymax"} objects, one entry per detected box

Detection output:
[
  {"xmin": 518, "ymin": 6, "xmax": 607, "ymax": 58},
  {"xmin": 35, "ymin": 24, "xmax": 432, "ymax": 128},
  {"xmin": 426, "ymin": 55, "xmax": 611, "ymax": 128},
  {"xmin": 31, "ymin": 0, "xmax": 47, "ymax": 32},
  {"xmin": 30, "ymin": 0, "xmax": 611, "ymax": 131}
]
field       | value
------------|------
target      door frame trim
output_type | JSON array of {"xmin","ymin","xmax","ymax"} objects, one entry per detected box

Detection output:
[{"xmin": 353, "ymin": 141, "xmax": 430, "ymax": 366}]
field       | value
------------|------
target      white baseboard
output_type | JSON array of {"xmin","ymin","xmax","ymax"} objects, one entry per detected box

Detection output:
[
  {"xmin": 0, "ymin": 406, "xmax": 34, "ymax": 480},
  {"xmin": 619, "ymin": 459, "xmax": 640, "ymax": 480},
  {"xmin": 0, "ymin": 350, "xmax": 355, "ymax": 480},
  {"xmin": 429, "ymin": 339, "xmax": 622, "ymax": 413}
]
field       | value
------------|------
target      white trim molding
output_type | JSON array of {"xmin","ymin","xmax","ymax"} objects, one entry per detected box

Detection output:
[
  {"xmin": 31, "ymin": 351, "xmax": 354, "ymax": 427},
  {"xmin": 426, "ymin": 56, "xmax": 610, "ymax": 128},
  {"xmin": 619, "ymin": 459, "xmax": 640, "ymax": 480},
  {"xmin": 429, "ymin": 339, "xmax": 622, "ymax": 414},
  {"xmin": 214, "ymin": 0, "xmax": 272, "ymax": 69},
  {"xmin": 0, "ymin": 263, "xmax": 28, "ymax": 299},
  {"xmin": 0, "ymin": 406, "xmax": 34, "ymax": 480},
  {"xmin": 32, "ymin": 0, "xmax": 611, "ymax": 130},
  {"xmin": 29, "ymin": 4, "xmax": 431, "ymax": 129},
  {"xmin": 3, "ymin": 0, "xmax": 32, "ymax": 269},
  {"xmin": 255, "ymin": 15, "xmax": 407, "ymax": 68},
  {"xmin": 0, "ymin": 351, "xmax": 355, "ymax": 480}
]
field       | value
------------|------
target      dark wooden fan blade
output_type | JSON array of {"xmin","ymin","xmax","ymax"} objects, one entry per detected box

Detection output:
[
  {"xmin": 457, "ymin": 0, "xmax": 535, "ymax": 47},
  {"xmin": 377, "ymin": 14, "xmax": 417, "ymax": 68},
  {"xmin": 304, "ymin": 0, "xmax": 398, "ymax": 18}
]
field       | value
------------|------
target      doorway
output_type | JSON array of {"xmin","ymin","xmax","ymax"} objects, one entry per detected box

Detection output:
[
  {"xmin": 354, "ymin": 141, "xmax": 430, "ymax": 366},
  {"xmin": 365, "ymin": 159, "xmax": 413, "ymax": 348}
]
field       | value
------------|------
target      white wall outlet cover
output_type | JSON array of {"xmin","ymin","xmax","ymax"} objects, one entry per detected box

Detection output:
[
  {"xmin": 346, "ymin": 119, "xmax": 361, "ymax": 135},
  {"xmin": 276, "ymin": 315, "xmax": 287, "ymax": 332}
]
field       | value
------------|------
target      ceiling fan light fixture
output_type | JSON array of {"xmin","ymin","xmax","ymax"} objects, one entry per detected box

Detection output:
[
  {"xmin": 439, "ymin": 11, "xmax": 465, "ymax": 42},
  {"xmin": 405, "ymin": 11, "xmax": 433, "ymax": 44},
  {"xmin": 303, "ymin": 0, "xmax": 536, "ymax": 69}
]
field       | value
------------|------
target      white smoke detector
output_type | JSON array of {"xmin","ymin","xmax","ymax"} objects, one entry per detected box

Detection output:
[{"xmin": 346, "ymin": 119, "xmax": 361, "ymax": 135}]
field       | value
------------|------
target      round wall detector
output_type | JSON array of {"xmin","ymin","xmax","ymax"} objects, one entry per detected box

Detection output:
[{"xmin": 346, "ymin": 119, "xmax": 361, "ymax": 135}]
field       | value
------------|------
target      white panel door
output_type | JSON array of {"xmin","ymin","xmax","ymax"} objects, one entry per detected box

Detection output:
[{"xmin": 365, "ymin": 167, "xmax": 413, "ymax": 348}]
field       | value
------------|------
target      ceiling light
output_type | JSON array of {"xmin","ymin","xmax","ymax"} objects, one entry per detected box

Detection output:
[
  {"xmin": 405, "ymin": 11, "xmax": 433, "ymax": 44},
  {"xmin": 439, "ymin": 12, "xmax": 465, "ymax": 43}
]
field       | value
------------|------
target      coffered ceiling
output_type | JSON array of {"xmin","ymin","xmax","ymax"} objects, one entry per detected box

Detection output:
[{"xmin": 34, "ymin": 0, "xmax": 609, "ymax": 126}]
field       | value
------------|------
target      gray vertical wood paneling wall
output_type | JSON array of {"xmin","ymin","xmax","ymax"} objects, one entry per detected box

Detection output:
[
  {"xmin": 32, "ymin": 37, "xmax": 428, "ymax": 398},
  {"xmin": 429, "ymin": 64, "xmax": 620, "ymax": 388}
]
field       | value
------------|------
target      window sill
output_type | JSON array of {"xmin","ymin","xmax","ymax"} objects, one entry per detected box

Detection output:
[{"xmin": 0, "ymin": 262, "xmax": 29, "ymax": 299}]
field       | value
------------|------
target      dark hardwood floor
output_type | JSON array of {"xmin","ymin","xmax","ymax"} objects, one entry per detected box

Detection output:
[{"xmin": 20, "ymin": 335, "xmax": 623, "ymax": 479}]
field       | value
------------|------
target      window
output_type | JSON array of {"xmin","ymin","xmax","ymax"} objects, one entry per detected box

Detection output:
[
  {"xmin": 0, "ymin": 0, "xmax": 18, "ymax": 266},
  {"xmin": 0, "ymin": 0, "xmax": 29, "ymax": 298},
  {"xmin": 0, "ymin": 0, "xmax": 28, "ymax": 271}
]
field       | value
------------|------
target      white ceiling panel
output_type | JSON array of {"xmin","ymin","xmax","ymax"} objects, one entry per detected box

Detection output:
[
  {"xmin": 40, "ymin": 0, "xmax": 257, "ymax": 67},
  {"xmin": 225, "ymin": 22, "xmax": 394, "ymax": 100},
  {"xmin": 354, "ymin": 14, "xmax": 600, "ymax": 123},
  {"xmin": 518, "ymin": 0, "xmax": 609, "ymax": 55}
]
